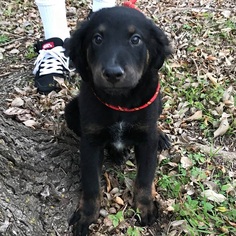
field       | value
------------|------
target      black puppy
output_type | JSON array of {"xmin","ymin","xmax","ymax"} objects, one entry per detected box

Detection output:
[{"xmin": 65, "ymin": 6, "xmax": 171, "ymax": 235}]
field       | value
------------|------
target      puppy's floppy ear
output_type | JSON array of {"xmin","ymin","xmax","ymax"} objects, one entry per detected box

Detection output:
[
  {"xmin": 64, "ymin": 21, "xmax": 91, "ymax": 81},
  {"xmin": 148, "ymin": 21, "xmax": 172, "ymax": 69}
]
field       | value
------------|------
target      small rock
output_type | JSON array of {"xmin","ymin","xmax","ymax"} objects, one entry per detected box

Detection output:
[
  {"xmin": 9, "ymin": 49, "xmax": 19, "ymax": 54},
  {"xmin": 109, "ymin": 207, "xmax": 116, "ymax": 214},
  {"xmin": 11, "ymin": 97, "xmax": 24, "ymax": 107},
  {"xmin": 110, "ymin": 187, "xmax": 119, "ymax": 195},
  {"xmin": 99, "ymin": 209, "xmax": 108, "ymax": 217}
]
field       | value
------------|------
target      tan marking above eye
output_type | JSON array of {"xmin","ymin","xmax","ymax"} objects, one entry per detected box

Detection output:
[
  {"xmin": 128, "ymin": 25, "xmax": 136, "ymax": 33},
  {"xmin": 98, "ymin": 24, "xmax": 106, "ymax": 32}
]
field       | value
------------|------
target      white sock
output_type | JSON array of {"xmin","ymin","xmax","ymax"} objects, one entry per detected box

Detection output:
[
  {"xmin": 92, "ymin": 0, "xmax": 116, "ymax": 12},
  {"xmin": 35, "ymin": 0, "xmax": 70, "ymax": 40}
]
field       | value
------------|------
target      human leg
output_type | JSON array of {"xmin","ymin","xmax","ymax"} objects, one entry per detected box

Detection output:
[
  {"xmin": 33, "ymin": 0, "xmax": 70, "ymax": 93},
  {"xmin": 35, "ymin": 0, "xmax": 70, "ymax": 40},
  {"xmin": 92, "ymin": 0, "xmax": 116, "ymax": 12}
]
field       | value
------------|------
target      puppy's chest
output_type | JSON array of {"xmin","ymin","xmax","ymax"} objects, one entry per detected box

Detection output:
[
  {"xmin": 110, "ymin": 122, "xmax": 127, "ymax": 150},
  {"xmin": 84, "ymin": 121, "xmax": 148, "ymax": 147},
  {"xmin": 109, "ymin": 121, "xmax": 146, "ymax": 150}
]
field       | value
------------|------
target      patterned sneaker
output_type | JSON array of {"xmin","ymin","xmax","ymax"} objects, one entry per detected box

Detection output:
[{"xmin": 33, "ymin": 37, "xmax": 70, "ymax": 93}]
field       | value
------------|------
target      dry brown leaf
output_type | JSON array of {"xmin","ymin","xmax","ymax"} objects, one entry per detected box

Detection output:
[
  {"xmin": 185, "ymin": 110, "xmax": 202, "ymax": 121},
  {"xmin": 152, "ymin": 182, "xmax": 157, "ymax": 198},
  {"xmin": 206, "ymin": 55, "xmax": 217, "ymax": 61},
  {"xmin": 9, "ymin": 49, "xmax": 19, "ymax": 54},
  {"xmin": 110, "ymin": 187, "xmax": 119, "ymax": 195},
  {"xmin": 205, "ymin": 181, "xmax": 219, "ymax": 191},
  {"xmin": 166, "ymin": 205, "xmax": 175, "ymax": 212},
  {"xmin": 53, "ymin": 77, "xmax": 68, "ymax": 89},
  {"xmin": 4, "ymin": 107, "xmax": 30, "ymax": 117},
  {"xmin": 224, "ymin": 100, "xmax": 234, "ymax": 106},
  {"xmin": 204, "ymin": 116, "xmax": 210, "ymax": 126},
  {"xmin": 170, "ymin": 62, "xmax": 182, "ymax": 68},
  {"xmin": 17, "ymin": 113, "xmax": 34, "ymax": 122},
  {"xmin": 11, "ymin": 97, "xmax": 24, "ymax": 107},
  {"xmin": 23, "ymin": 120, "xmax": 38, "ymax": 129},
  {"xmin": 201, "ymin": 190, "xmax": 226, "ymax": 203},
  {"xmin": 170, "ymin": 220, "xmax": 186, "ymax": 227},
  {"xmin": 114, "ymin": 196, "xmax": 124, "ymax": 206},
  {"xmin": 221, "ymin": 10, "xmax": 231, "ymax": 18},
  {"xmin": 180, "ymin": 156, "xmax": 193, "ymax": 169},
  {"xmin": 223, "ymin": 86, "xmax": 233, "ymax": 102},
  {"xmin": 214, "ymin": 114, "xmax": 230, "ymax": 138},
  {"xmin": 227, "ymin": 221, "xmax": 236, "ymax": 227},
  {"xmin": 103, "ymin": 217, "xmax": 113, "ymax": 227},
  {"xmin": 186, "ymin": 185, "xmax": 195, "ymax": 195},
  {"xmin": 216, "ymin": 103, "xmax": 224, "ymax": 115},
  {"xmin": 159, "ymin": 154, "xmax": 167, "ymax": 164},
  {"xmin": 14, "ymin": 87, "xmax": 26, "ymax": 95},
  {"xmin": 206, "ymin": 73, "xmax": 218, "ymax": 86},
  {"xmin": 194, "ymin": 39, "xmax": 203, "ymax": 46},
  {"xmin": 104, "ymin": 172, "xmax": 111, "ymax": 192},
  {"xmin": 124, "ymin": 177, "xmax": 133, "ymax": 192},
  {"xmin": 219, "ymin": 227, "xmax": 229, "ymax": 233}
]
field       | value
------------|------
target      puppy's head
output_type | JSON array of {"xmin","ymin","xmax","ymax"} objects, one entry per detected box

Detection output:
[{"xmin": 67, "ymin": 7, "xmax": 171, "ymax": 95}]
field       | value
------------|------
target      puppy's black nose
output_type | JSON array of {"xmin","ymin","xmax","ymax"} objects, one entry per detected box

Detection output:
[{"xmin": 103, "ymin": 66, "xmax": 124, "ymax": 84}]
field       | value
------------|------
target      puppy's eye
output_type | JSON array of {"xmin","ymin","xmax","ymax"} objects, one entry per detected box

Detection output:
[
  {"xmin": 130, "ymin": 34, "xmax": 141, "ymax": 45},
  {"xmin": 93, "ymin": 34, "xmax": 103, "ymax": 45}
]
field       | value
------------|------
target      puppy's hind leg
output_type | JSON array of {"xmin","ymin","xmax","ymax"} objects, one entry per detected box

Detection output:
[
  {"xmin": 157, "ymin": 127, "xmax": 171, "ymax": 151},
  {"xmin": 65, "ymin": 97, "xmax": 81, "ymax": 136}
]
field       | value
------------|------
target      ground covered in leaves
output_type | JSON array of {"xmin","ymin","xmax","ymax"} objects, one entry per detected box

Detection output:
[{"xmin": 0, "ymin": 0, "xmax": 235, "ymax": 235}]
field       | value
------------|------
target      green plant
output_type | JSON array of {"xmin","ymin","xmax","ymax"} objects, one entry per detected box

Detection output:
[
  {"xmin": 4, "ymin": 5, "xmax": 13, "ymax": 16},
  {"xmin": 224, "ymin": 19, "xmax": 236, "ymax": 29},
  {"xmin": 25, "ymin": 45, "xmax": 37, "ymax": 59},
  {"xmin": 158, "ymin": 152, "xmax": 236, "ymax": 235},
  {"xmin": 0, "ymin": 35, "xmax": 9, "ymax": 44},
  {"xmin": 108, "ymin": 208, "xmax": 144, "ymax": 235},
  {"xmin": 183, "ymin": 24, "xmax": 192, "ymax": 30},
  {"xmin": 125, "ymin": 208, "xmax": 143, "ymax": 236},
  {"xmin": 109, "ymin": 211, "xmax": 124, "ymax": 228},
  {"xmin": 158, "ymin": 172, "xmax": 189, "ymax": 199},
  {"xmin": 127, "ymin": 226, "xmax": 143, "ymax": 236},
  {"xmin": 188, "ymin": 153, "xmax": 206, "ymax": 165}
]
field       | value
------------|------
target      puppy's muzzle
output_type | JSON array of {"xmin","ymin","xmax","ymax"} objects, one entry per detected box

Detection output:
[{"xmin": 102, "ymin": 65, "xmax": 125, "ymax": 84}]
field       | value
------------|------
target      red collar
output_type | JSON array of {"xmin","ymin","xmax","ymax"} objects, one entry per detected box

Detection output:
[{"xmin": 94, "ymin": 82, "xmax": 160, "ymax": 112}]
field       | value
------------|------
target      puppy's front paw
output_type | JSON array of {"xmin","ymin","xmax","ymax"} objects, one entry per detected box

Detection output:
[
  {"xmin": 135, "ymin": 198, "xmax": 158, "ymax": 226},
  {"xmin": 69, "ymin": 210, "xmax": 89, "ymax": 236},
  {"xmin": 69, "ymin": 199, "xmax": 100, "ymax": 236}
]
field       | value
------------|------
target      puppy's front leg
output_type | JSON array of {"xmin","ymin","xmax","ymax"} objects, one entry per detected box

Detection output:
[
  {"xmin": 134, "ymin": 137, "xmax": 158, "ymax": 226},
  {"xmin": 70, "ymin": 139, "xmax": 103, "ymax": 236}
]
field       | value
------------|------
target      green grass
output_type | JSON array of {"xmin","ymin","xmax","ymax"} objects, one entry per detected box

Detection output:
[
  {"xmin": 0, "ymin": 35, "xmax": 9, "ymax": 44},
  {"xmin": 25, "ymin": 45, "xmax": 37, "ymax": 59},
  {"xmin": 127, "ymin": 226, "xmax": 143, "ymax": 236},
  {"xmin": 157, "ymin": 152, "xmax": 236, "ymax": 235},
  {"xmin": 109, "ymin": 210, "xmax": 124, "ymax": 227},
  {"xmin": 105, "ymin": 149, "xmax": 235, "ymax": 235},
  {"xmin": 108, "ymin": 209, "xmax": 143, "ymax": 235},
  {"xmin": 161, "ymin": 54, "xmax": 233, "ymax": 138}
]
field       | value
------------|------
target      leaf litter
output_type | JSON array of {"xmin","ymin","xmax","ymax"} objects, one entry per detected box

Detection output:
[{"xmin": 1, "ymin": 0, "xmax": 236, "ymax": 235}]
